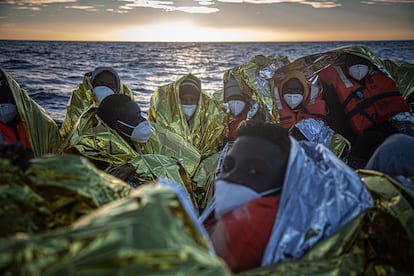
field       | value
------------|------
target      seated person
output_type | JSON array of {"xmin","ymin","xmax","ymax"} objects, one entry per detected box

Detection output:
[
  {"xmin": 365, "ymin": 133, "xmax": 414, "ymax": 177},
  {"xmin": 273, "ymin": 69, "xmax": 327, "ymax": 129},
  {"xmin": 0, "ymin": 68, "xmax": 61, "ymax": 157},
  {"xmin": 202, "ymin": 121, "xmax": 373, "ymax": 273},
  {"xmin": 61, "ymin": 66, "xmax": 133, "ymax": 139},
  {"xmin": 223, "ymin": 74, "xmax": 265, "ymax": 141},
  {"xmin": 318, "ymin": 53, "xmax": 410, "ymax": 168},
  {"xmin": 60, "ymin": 93, "xmax": 193, "ymax": 202},
  {"xmin": 97, "ymin": 93, "xmax": 152, "ymax": 151},
  {"xmin": 0, "ymin": 73, "xmax": 30, "ymax": 150},
  {"xmin": 149, "ymin": 74, "xmax": 228, "ymax": 211},
  {"xmin": 148, "ymin": 73, "xmax": 227, "ymax": 158}
]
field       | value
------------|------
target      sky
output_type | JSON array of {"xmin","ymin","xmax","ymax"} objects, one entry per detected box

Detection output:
[{"xmin": 0, "ymin": 0, "xmax": 413, "ymax": 42}]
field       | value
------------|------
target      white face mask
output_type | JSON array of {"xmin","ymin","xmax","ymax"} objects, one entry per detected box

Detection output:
[
  {"xmin": 348, "ymin": 64, "xmax": 369, "ymax": 81},
  {"xmin": 214, "ymin": 179, "xmax": 281, "ymax": 219},
  {"xmin": 116, "ymin": 119, "xmax": 152, "ymax": 143},
  {"xmin": 228, "ymin": 100, "xmax": 246, "ymax": 117},
  {"xmin": 283, "ymin": 94, "xmax": 304, "ymax": 110},
  {"xmin": 181, "ymin": 104, "xmax": 197, "ymax": 120},
  {"xmin": 0, "ymin": 103, "xmax": 18, "ymax": 124},
  {"xmin": 94, "ymin": 86, "xmax": 115, "ymax": 103}
]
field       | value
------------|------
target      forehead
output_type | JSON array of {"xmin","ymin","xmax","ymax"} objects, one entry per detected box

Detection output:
[
  {"xmin": 229, "ymin": 135, "xmax": 284, "ymax": 162},
  {"xmin": 282, "ymin": 78, "xmax": 303, "ymax": 91}
]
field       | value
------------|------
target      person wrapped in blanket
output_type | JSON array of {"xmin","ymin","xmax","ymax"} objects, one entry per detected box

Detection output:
[
  {"xmin": 318, "ymin": 53, "xmax": 410, "ymax": 168},
  {"xmin": 1, "ymin": 125, "xmax": 413, "ymax": 275},
  {"xmin": 223, "ymin": 73, "xmax": 266, "ymax": 141},
  {"xmin": 0, "ymin": 68, "xmax": 61, "ymax": 158},
  {"xmin": 60, "ymin": 66, "xmax": 133, "ymax": 139},
  {"xmin": 201, "ymin": 120, "xmax": 413, "ymax": 273},
  {"xmin": 58, "ymin": 93, "xmax": 195, "ymax": 206},
  {"xmin": 272, "ymin": 68, "xmax": 351, "ymax": 160},
  {"xmin": 149, "ymin": 73, "xmax": 227, "ymax": 158},
  {"xmin": 148, "ymin": 74, "xmax": 228, "ymax": 211}
]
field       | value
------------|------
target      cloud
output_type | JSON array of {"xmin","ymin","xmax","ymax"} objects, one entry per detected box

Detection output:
[
  {"xmin": 117, "ymin": 0, "xmax": 219, "ymax": 13},
  {"xmin": 2, "ymin": 0, "xmax": 77, "ymax": 3},
  {"xmin": 361, "ymin": 0, "xmax": 414, "ymax": 3},
  {"xmin": 64, "ymin": 5, "xmax": 99, "ymax": 11},
  {"xmin": 2, "ymin": 0, "xmax": 412, "ymax": 15},
  {"xmin": 217, "ymin": 0, "xmax": 341, "ymax": 8}
]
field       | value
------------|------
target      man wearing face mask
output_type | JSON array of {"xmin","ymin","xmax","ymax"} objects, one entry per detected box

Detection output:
[
  {"xmin": 200, "ymin": 121, "xmax": 374, "ymax": 273},
  {"xmin": 97, "ymin": 94, "xmax": 152, "ymax": 149},
  {"xmin": 179, "ymin": 77, "xmax": 201, "ymax": 129},
  {"xmin": 319, "ymin": 53, "xmax": 409, "ymax": 168},
  {"xmin": 59, "ymin": 93, "xmax": 193, "ymax": 192},
  {"xmin": 0, "ymin": 68, "xmax": 61, "ymax": 157},
  {"xmin": 273, "ymin": 70, "xmax": 327, "ymax": 129},
  {"xmin": 0, "ymin": 73, "xmax": 30, "ymax": 149},
  {"xmin": 61, "ymin": 66, "xmax": 134, "ymax": 140},
  {"xmin": 223, "ymin": 75, "xmax": 262, "ymax": 141},
  {"xmin": 148, "ymin": 74, "xmax": 228, "ymax": 211},
  {"xmin": 149, "ymin": 73, "xmax": 227, "ymax": 158}
]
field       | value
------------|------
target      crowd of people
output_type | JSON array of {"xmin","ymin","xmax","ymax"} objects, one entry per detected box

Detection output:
[{"xmin": 1, "ymin": 45, "xmax": 414, "ymax": 274}]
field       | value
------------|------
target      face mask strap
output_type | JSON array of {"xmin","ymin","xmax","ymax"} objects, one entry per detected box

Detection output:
[
  {"xmin": 260, "ymin": 186, "xmax": 282, "ymax": 197},
  {"xmin": 116, "ymin": 119, "xmax": 135, "ymax": 129}
]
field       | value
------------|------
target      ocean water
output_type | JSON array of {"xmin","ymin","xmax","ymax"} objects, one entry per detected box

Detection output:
[{"xmin": 1, "ymin": 40, "xmax": 413, "ymax": 126}]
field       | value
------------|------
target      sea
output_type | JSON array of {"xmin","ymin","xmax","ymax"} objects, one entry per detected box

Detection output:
[{"xmin": 1, "ymin": 40, "xmax": 413, "ymax": 127}]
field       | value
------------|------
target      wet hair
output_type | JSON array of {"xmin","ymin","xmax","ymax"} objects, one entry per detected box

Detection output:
[{"xmin": 236, "ymin": 121, "xmax": 291, "ymax": 156}]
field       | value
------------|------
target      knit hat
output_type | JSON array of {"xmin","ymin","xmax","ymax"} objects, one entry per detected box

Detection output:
[
  {"xmin": 179, "ymin": 76, "xmax": 201, "ymax": 96},
  {"xmin": 90, "ymin": 66, "xmax": 121, "ymax": 93},
  {"xmin": 224, "ymin": 76, "xmax": 244, "ymax": 100}
]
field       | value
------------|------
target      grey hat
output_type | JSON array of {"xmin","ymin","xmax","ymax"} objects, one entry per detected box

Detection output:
[
  {"xmin": 90, "ymin": 66, "xmax": 121, "ymax": 93},
  {"xmin": 224, "ymin": 76, "xmax": 244, "ymax": 100},
  {"xmin": 179, "ymin": 76, "xmax": 201, "ymax": 96}
]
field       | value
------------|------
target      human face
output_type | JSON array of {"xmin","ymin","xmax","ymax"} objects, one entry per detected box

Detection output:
[
  {"xmin": 282, "ymin": 78, "xmax": 304, "ymax": 95},
  {"xmin": 93, "ymin": 71, "xmax": 118, "ymax": 92},
  {"xmin": 180, "ymin": 93, "xmax": 199, "ymax": 105},
  {"xmin": 113, "ymin": 101, "xmax": 145, "ymax": 134},
  {"xmin": 218, "ymin": 136, "xmax": 288, "ymax": 193}
]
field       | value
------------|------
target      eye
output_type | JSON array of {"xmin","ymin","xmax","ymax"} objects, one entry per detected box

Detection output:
[
  {"xmin": 249, "ymin": 168, "xmax": 258, "ymax": 175},
  {"xmin": 221, "ymin": 158, "xmax": 234, "ymax": 173}
]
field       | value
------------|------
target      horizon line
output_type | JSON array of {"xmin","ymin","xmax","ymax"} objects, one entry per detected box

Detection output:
[{"xmin": 1, "ymin": 38, "xmax": 413, "ymax": 44}]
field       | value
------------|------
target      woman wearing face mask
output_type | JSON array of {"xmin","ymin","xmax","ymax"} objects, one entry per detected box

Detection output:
[
  {"xmin": 273, "ymin": 70, "xmax": 327, "ymax": 129},
  {"xmin": 318, "ymin": 53, "xmax": 409, "ymax": 168}
]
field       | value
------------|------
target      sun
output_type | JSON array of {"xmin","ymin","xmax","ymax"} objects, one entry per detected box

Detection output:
[{"xmin": 113, "ymin": 21, "xmax": 276, "ymax": 42}]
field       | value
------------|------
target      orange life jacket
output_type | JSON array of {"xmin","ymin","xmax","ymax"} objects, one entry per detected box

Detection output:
[
  {"xmin": 227, "ymin": 104, "xmax": 250, "ymax": 141},
  {"xmin": 319, "ymin": 65, "xmax": 409, "ymax": 135},
  {"xmin": 274, "ymin": 82, "xmax": 327, "ymax": 129},
  {"xmin": 0, "ymin": 121, "xmax": 30, "ymax": 149}
]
